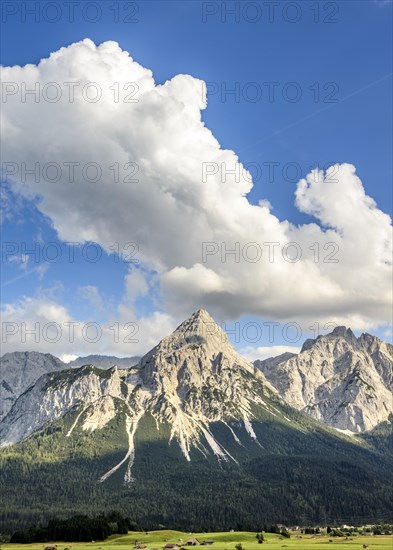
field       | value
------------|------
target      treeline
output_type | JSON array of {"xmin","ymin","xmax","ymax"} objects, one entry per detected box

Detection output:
[
  {"xmin": 1, "ymin": 412, "xmax": 393, "ymax": 534},
  {"xmin": 10, "ymin": 512, "xmax": 137, "ymax": 543}
]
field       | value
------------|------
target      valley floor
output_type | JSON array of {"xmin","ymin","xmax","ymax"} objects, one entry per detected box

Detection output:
[{"xmin": 4, "ymin": 530, "xmax": 393, "ymax": 550}]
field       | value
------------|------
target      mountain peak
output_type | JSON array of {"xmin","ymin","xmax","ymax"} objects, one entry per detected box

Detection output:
[
  {"xmin": 300, "ymin": 326, "xmax": 358, "ymax": 353},
  {"xmin": 186, "ymin": 308, "xmax": 218, "ymax": 327},
  {"xmin": 329, "ymin": 325, "xmax": 358, "ymax": 347},
  {"xmin": 170, "ymin": 308, "xmax": 228, "ymax": 346},
  {"xmin": 194, "ymin": 308, "xmax": 213, "ymax": 319},
  {"xmin": 358, "ymin": 332, "xmax": 383, "ymax": 346},
  {"xmin": 256, "ymin": 324, "xmax": 393, "ymax": 433},
  {"xmin": 331, "ymin": 325, "xmax": 355, "ymax": 338}
]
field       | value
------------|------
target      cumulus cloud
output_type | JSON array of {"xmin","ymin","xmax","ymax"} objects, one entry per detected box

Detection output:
[
  {"xmin": 0, "ymin": 290, "xmax": 176, "ymax": 357},
  {"xmin": 1, "ymin": 39, "xmax": 392, "ymax": 332}
]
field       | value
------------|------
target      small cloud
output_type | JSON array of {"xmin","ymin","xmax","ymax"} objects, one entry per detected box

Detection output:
[
  {"xmin": 78, "ymin": 285, "xmax": 104, "ymax": 311},
  {"xmin": 240, "ymin": 345, "xmax": 301, "ymax": 362},
  {"xmin": 7, "ymin": 254, "xmax": 29, "ymax": 270},
  {"xmin": 60, "ymin": 354, "xmax": 78, "ymax": 363},
  {"xmin": 35, "ymin": 263, "xmax": 49, "ymax": 280}
]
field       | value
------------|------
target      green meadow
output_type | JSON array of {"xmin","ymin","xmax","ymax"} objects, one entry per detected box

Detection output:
[{"xmin": 3, "ymin": 530, "xmax": 392, "ymax": 550}]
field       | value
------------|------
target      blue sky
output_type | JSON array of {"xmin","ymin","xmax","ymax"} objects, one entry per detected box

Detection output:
[{"xmin": 1, "ymin": 0, "xmax": 392, "ymax": 358}]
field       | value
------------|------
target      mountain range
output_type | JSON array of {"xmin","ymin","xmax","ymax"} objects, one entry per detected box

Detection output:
[
  {"xmin": 255, "ymin": 327, "xmax": 392, "ymax": 432},
  {"xmin": 0, "ymin": 351, "xmax": 65, "ymax": 420},
  {"xmin": 0, "ymin": 352, "xmax": 139, "ymax": 420},
  {"xmin": 0, "ymin": 310, "xmax": 392, "ymax": 532}
]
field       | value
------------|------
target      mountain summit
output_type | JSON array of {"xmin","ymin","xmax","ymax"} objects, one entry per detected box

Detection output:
[
  {"xmin": 255, "ymin": 327, "xmax": 393, "ymax": 432},
  {"xmin": 0, "ymin": 310, "xmax": 277, "ymax": 473},
  {"xmin": 135, "ymin": 309, "xmax": 276, "ymax": 462}
]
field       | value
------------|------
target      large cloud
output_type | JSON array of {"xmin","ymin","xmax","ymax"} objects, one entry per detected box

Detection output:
[
  {"xmin": 1, "ymin": 39, "xmax": 392, "ymax": 330},
  {"xmin": 1, "ymin": 290, "xmax": 175, "ymax": 357}
]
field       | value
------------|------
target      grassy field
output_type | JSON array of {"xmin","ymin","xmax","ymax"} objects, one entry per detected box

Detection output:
[{"xmin": 3, "ymin": 530, "xmax": 392, "ymax": 550}]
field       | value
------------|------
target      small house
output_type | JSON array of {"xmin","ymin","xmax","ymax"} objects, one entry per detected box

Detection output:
[
  {"xmin": 186, "ymin": 539, "xmax": 200, "ymax": 546},
  {"xmin": 164, "ymin": 545, "xmax": 179, "ymax": 550}
]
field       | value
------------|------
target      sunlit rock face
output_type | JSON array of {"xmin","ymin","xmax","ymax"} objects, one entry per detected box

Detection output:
[
  {"xmin": 0, "ymin": 310, "xmax": 277, "ymax": 476},
  {"xmin": 255, "ymin": 327, "xmax": 393, "ymax": 432}
]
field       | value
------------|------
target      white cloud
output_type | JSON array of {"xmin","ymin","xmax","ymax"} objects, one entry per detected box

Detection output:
[
  {"xmin": 78, "ymin": 285, "xmax": 104, "ymax": 311},
  {"xmin": 35, "ymin": 263, "xmax": 49, "ymax": 280},
  {"xmin": 60, "ymin": 354, "xmax": 78, "ymax": 363},
  {"xmin": 240, "ymin": 345, "xmax": 301, "ymax": 363},
  {"xmin": 7, "ymin": 254, "xmax": 29, "ymax": 270},
  {"xmin": 0, "ymin": 292, "xmax": 176, "ymax": 357},
  {"xmin": 125, "ymin": 269, "xmax": 149, "ymax": 301},
  {"xmin": 1, "ymin": 39, "xmax": 392, "ymax": 332}
]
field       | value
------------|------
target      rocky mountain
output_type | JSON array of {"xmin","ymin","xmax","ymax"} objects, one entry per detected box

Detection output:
[
  {"xmin": 68, "ymin": 355, "xmax": 140, "ymax": 370},
  {"xmin": 0, "ymin": 352, "xmax": 140, "ymax": 421},
  {"xmin": 0, "ymin": 311, "xmax": 392, "ymax": 531},
  {"xmin": 0, "ymin": 351, "xmax": 65, "ymax": 420},
  {"xmin": 255, "ymin": 327, "xmax": 393, "ymax": 433},
  {"xmin": 0, "ymin": 310, "xmax": 279, "ymax": 462}
]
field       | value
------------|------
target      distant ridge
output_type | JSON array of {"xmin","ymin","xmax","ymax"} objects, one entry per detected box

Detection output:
[
  {"xmin": 0, "ymin": 352, "xmax": 140, "ymax": 420},
  {"xmin": 69, "ymin": 354, "xmax": 140, "ymax": 369}
]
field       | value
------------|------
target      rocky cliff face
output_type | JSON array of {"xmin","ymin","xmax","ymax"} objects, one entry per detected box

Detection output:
[
  {"xmin": 135, "ymin": 308, "xmax": 277, "ymax": 460},
  {"xmin": 255, "ymin": 327, "xmax": 393, "ymax": 432},
  {"xmin": 0, "ymin": 351, "xmax": 65, "ymax": 420},
  {"xmin": 0, "ymin": 310, "xmax": 281, "ymax": 481},
  {"xmin": 0, "ymin": 352, "xmax": 141, "ymax": 421},
  {"xmin": 0, "ymin": 365, "xmax": 126, "ymax": 447}
]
